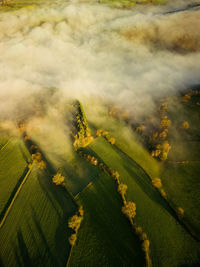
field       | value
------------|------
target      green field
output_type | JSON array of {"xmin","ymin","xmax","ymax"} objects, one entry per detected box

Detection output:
[
  {"xmin": 86, "ymin": 137, "xmax": 200, "ymax": 267},
  {"xmin": 84, "ymin": 102, "xmax": 160, "ymax": 178},
  {"xmin": 58, "ymin": 152, "xmax": 101, "ymax": 196},
  {"xmin": 160, "ymin": 94, "xmax": 200, "ymax": 237},
  {"xmin": 0, "ymin": 137, "xmax": 9, "ymax": 150},
  {"xmin": 0, "ymin": 166, "xmax": 76, "ymax": 267},
  {"xmin": 0, "ymin": 138, "xmax": 31, "ymax": 217},
  {"xmin": 69, "ymin": 172, "xmax": 145, "ymax": 267},
  {"xmin": 161, "ymin": 164, "xmax": 200, "ymax": 237}
]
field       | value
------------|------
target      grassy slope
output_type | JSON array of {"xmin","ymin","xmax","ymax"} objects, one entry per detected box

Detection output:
[
  {"xmin": 0, "ymin": 138, "xmax": 31, "ymax": 216},
  {"xmin": 88, "ymin": 137, "xmax": 200, "ymax": 267},
  {"xmin": 0, "ymin": 0, "xmax": 43, "ymax": 12},
  {"xmin": 0, "ymin": 137, "xmax": 9, "ymax": 149},
  {"xmin": 161, "ymin": 95, "xmax": 200, "ymax": 236},
  {"xmin": 86, "ymin": 100, "xmax": 200, "ymax": 241},
  {"xmin": 29, "ymin": 126, "xmax": 101, "ymax": 197},
  {"xmin": 85, "ymin": 104, "xmax": 160, "ymax": 178},
  {"xmin": 59, "ymin": 152, "xmax": 101, "ymax": 196},
  {"xmin": 0, "ymin": 167, "xmax": 76, "ymax": 267},
  {"xmin": 162, "ymin": 164, "xmax": 200, "ymax": 237},
  {"xmin": 69, "ymin": 172, "xmax": 144, "ymax": 267}
]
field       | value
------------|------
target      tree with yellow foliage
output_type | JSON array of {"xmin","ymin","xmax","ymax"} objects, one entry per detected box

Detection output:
[
  {"xmin": 32, "ymin": 152, "xmax": 42, "ymax": 162},
  {"xmin": 182, "ymin": 94, "xmax": 191, "ymax": 103},
  {"xmin": 109, "ymin": 138, "xmax": 116, "ymax": 145},
  {"xmin": 68, "ymin": 214, "xmax": 82, "ymax": 232},
  {"xmin": 96, "ymin": 129, "xmax": 103, "ymax": 137},
  {"xmin": 152, "ymin": 178, "xmax": 162, "ymax": 189},
  {"xmin": 122, "ymin": 201, "xmax": 136, "ymax": 219},
  {"xmin": 52, "ymin": 173, "xmax": 65, "ymax": 186},
  {"xmin": 180, "ymin": 121, "xmax": 189, "ymax": 129},
  {"xmin": 38, "ymin": 160, "xmax": 46, "ymax": 170},
  {"xmin": 136, "ymin": 125, "xmax": 145, "ymax": 133},
  {"xmin": 177, "ymin": 207, "xmax": 184, "ymax": 217},
  {"xmin": 102, "ymin": 131, "xmax": 109, "ymax": 137},
  {"xmin": 160, "ymin": 116, "xmax": 171, "ymax": 128}
]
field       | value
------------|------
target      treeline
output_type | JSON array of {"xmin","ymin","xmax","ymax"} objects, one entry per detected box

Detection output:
[
  {"xmin": 108, "ymin": 91, "xmax": 195, "ymax": 162},
  {"xmin": 77, "ymin": 148, "xmax": 152, "ymax": 267},
  {"xmin": 72, "ymin": 100, "xmax": 93, "ymax": 150},
  {"xmin": 18, "ymin": 122, "xmax": 46, "ymax": 170}
]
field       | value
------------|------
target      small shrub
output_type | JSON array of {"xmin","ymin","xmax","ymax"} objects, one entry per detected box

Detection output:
[
  {"xmin": 180, "ymin": 121, "xmax": 189, "ymax": 129},
  {"xmin": 177, "ymin": 207, "xmax": 184, "ymax": 217},
  {"xmin": 28, "ymin": 163, "xmax": 32, "ymax": 169}
]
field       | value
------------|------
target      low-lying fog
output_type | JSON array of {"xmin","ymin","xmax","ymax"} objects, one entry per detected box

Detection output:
[{"xmin": 0, "ymin": 0, "xmax": 200, "ymax": 156}]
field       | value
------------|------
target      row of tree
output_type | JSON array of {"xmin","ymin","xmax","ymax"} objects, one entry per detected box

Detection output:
[
  {"xmin": 96, "ymin": 129, "xmax": 116, "ymax": 145},
  {"xmin": 72, "ymin": 101, "xmax": 93, "ymax": 150},
  {"xmin": 68, "ymin": 206, "xmax": 84, "ymax": 247},
  {"xmin": 78, "ymin": 148, "xmax": 152, "ymax": 267},
  {"xmin": 18, "ymin": 122, "xmax": 47, "ymax": 170},
  {"xmin": 51, "ymin": 173, "xmax": 84, "ymax": 247}
]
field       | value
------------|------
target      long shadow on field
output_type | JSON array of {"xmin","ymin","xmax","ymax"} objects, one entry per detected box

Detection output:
[
  {"xmin": 14, "ymin": 229, "xmax": 33, "ymax": 267},
  {"xmin": 38, "ymin": 169, "xmax": 77, "ymax": 215},
  {"xmin": 87, "ymin": 143, "xmax": 177, "ymax": 221},
  {"xmin": 23, "ymin": 133, "xmax": 56, "ymax": 174},
  {"xmin": 30, "ymin": 194, "xmax": 74, "ymax": 267},
  {"xmin": 0, "ymin": 256, "xmax": 4, "ymax": 267},
  {"xmin": 18, "ymin": 141, "xmax": 30, "ymax": 164},
  {"xmin": 112, "ymin": 144, "xmax": 179, "ymax": 220},
  {"xmin": 74, "ymin": 172, "xmax": 145, "ymax": 267},
  {"xmin": 122, "ymin": 158, "xmax": 174, "ymax": 215},
  {"xmin": 31, "ymin": 206, "xmax": 60, "ymax": 267},
  {"xmin": 0, "ymin": 166, "xmax": 30, "ymax": 222}
]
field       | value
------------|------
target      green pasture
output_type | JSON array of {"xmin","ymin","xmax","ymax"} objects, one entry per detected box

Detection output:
[
  {"xmin": 0, "ymin": 167, "xmax": 76, "ymax": 267},
  {"xmin": 87, "ymin": 137, "xmax": 200, "ymax": 267},
  {"xmin": 0, "ymin": 138, "xmax": 31, "ymax": 217},
  {"xmin": 69, "ymin": 172, "xmax": 144, "ymax": 267}
]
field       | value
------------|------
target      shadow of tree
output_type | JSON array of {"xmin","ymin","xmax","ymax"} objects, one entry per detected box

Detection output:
[
  {"xmin": 18, "ymin": 141, "xmax": 30, "ymax": 164},
  {"xmin": 14, "ymin": 229, "xmax": 33, "ymax": 267}
]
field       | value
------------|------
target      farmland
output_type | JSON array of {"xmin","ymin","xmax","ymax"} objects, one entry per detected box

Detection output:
[
  {"xmin": 0, "ymin": 165, "xmax": 76, "ymax": 267},
  {"xmin": 69, "ymin": 173, "xmax": 144, "ymax": 267},
  {"xmin": 0, "ymin": 138, "xmax": 31, "ymax": 217},
  {"xmin": 0, "ymin": 0, "xmax": 200, "ymax": 265},
  {"xmin": 86, "ymin": 137, "xmax": 200, "ymax": 267}
]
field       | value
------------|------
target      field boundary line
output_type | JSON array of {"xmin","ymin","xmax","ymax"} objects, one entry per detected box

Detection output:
[
  {"xmin": 0, "ymin": 138, "xmax": 13, "ymax": 152},
  {"xmin": 167, "ymin": 160, "xmax": 200, "ymax": 164},
  {"xmin": 66, "ymin": 245, "xmax": 73, "ymax": 267},
  {"xmin": 74, "ymin": 173, "xmax": 102, "ymax": 199},
  {"xmin": 0, "ymin": 164, "xmax": 33, "ymax": 228},
  {"xmin": 77, "ymin": 148, "xmax": 149, "ymax": 266}
]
